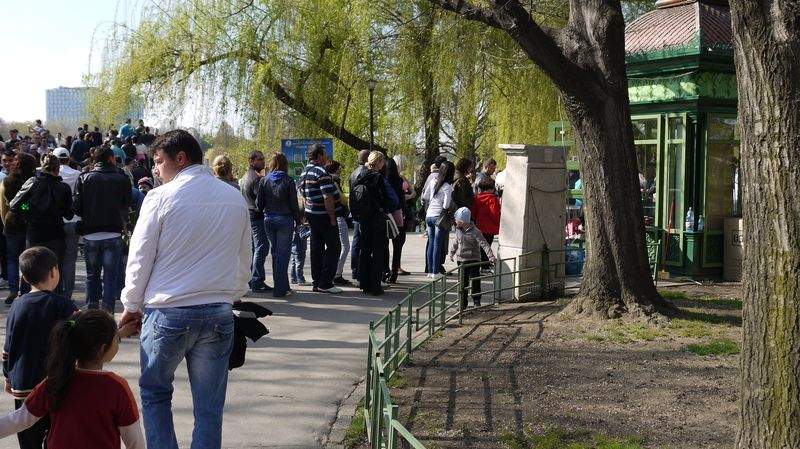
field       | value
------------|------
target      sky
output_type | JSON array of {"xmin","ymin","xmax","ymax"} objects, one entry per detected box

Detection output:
[{"xmin": 0, "ymin": 0, "xmax": 130, "ymax": 122}]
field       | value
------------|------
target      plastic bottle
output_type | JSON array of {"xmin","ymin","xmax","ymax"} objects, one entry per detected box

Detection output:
[
  {"xmin": 697, "ymin": 215, "xmax": 705, "ymax": 232},
  {"xmin": 685, "ymin": 207, "xmax": 695, "ymax": 231}
]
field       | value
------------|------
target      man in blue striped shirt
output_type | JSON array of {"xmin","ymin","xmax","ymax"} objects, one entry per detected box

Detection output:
[{"xmin": 299, "ymin": 144, "xmax": 343, "ymax": 294}]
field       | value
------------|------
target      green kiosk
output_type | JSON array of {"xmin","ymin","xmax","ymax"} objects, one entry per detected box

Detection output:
[{"xmin": 551, "ymin": 0, "xmax": 740, "ymax": 279}]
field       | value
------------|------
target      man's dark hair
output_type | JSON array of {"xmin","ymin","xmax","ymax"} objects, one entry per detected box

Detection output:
[
  {"xmin": 357, "ymin": 149, "xmax": 370, "ymax": 165},
  {"xmin": 433, "ymin": 155, "xmax": 447, "ymax": 168},
  {"xmin": 20, "ymin": 246, "xmax": 58, "ymax": 286},
  {"xmin": 307, "ymin": 143, "xmax": 326, "ymax": 161},
  {"xmin": 152, "ymin": 129, "xmax": 203, "ymax": 164},
  {"xmin": 455, "ymin": 157, "xmax": 475, "ymax": 175},
  {"xmin": 483, "ymin": 158, "xmax": 497, "ymax": 168},
  {"xmin": 478, "ymin": 177, "xmax": 496, "ymax": 192},
  {"xmin": 94, "ymin": 146, "xmax": 115, "ymax": 163},
  {"xmin": 248, "ymin": 150, "xmax": 264, "ymax": 161}
]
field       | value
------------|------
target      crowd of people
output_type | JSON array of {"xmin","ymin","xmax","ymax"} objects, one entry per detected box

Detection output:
[{"xmin": 0, "ymin": 117, "xmax": 504, "ymax": 448}]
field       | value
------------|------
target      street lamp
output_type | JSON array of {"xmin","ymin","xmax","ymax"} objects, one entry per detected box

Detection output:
[{"xmin": 367, "ymin": 79, "xmax": 377, "ymax": 152}]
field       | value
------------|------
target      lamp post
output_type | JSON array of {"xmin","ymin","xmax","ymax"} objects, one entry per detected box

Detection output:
[{"xmin": 367, "ymin": 79, "xmax": 377, "ymax": 152}]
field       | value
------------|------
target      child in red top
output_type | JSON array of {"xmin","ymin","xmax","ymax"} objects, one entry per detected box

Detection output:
[
  {"xmin": 471, "ymin": 178, "xmax": 502, "ymax": 264},
  {"xmin": 0, "ymin": 310, "xmax": 143, "ymax": 449}
]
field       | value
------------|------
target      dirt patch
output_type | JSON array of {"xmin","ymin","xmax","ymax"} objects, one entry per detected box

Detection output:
[{"xmin": 381, "ymin": 284, "xmax": 741, "ymax": 449}]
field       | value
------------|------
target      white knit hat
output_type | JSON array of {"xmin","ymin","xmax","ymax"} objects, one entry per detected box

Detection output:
[{"xmin": 454, "ymin": 207, "xmax": 471, "ymax": 223}]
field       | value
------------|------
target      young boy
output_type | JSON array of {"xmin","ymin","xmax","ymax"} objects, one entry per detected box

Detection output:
[
  {"xmin": 449, "ymin": 207, "xmax": 496, "ymax": 309},
  {"xmin": 3, "ymin": 247, "xmax": 78, "ymax": 449},
  {"xmin": 471, "ymin": 177, "xmax": 501, "ymax": 268}
]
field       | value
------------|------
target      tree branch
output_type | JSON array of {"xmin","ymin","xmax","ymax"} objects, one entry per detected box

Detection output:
[{"xmin": 425, "ymin": 0, "xmax": 508, "ymax": 29}]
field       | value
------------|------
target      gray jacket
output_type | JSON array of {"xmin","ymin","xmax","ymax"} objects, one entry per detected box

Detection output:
[{"xmin": 450, "ymin": 225, "xmax": 494, "ymax": 262}]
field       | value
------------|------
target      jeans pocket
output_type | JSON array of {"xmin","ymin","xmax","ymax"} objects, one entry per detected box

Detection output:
[
  {"xmin": 209, "ymin": 318, "xmax": 235, "ymax": 359},
  {"xmin": 152, "ymin": 317, "xmax": 190, "ymax": 361}
]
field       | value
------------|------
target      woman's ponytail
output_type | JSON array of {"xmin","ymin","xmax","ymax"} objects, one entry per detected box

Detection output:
[{"xmin": 45, "ymin": 310, "xmax": 117, "ymax": 411}]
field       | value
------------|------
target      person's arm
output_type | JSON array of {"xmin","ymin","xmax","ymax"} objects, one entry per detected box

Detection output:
[
  {"xmin": 119, "ymin": 420, "xmax": 146, "ymax": 449},
  {"xmin": 287, "ymin": 179, "xmax": 301, "ymax": 223},
  {"xmin": 442, "ymin": 184, "xmax": 453, "ymax": 211},
  {"xmin": 0, "ymin": 183, "xmax": 8, "ymax": 226},
  {"xmin": 236, "ymin": 209, "xmax": 252, "ymax": 295},
  {"xmin": 382, "ymin": 178, "xmax": 400, "ymax": 212},
  {"xmin": 9, "ymin": 178, "xmax": 35, "ymax": 213},
  {"xmin": 120, "ymin": 192, "xmax": 161, "ymax": 315},
  {"xmin": 318, "ymin": 172, "xmax": 338, "ymax": 226},
  {"xmin": 449, "ymin": 232, "xmax": 459, "ymax": 260},
  {"xmin": 475, "ymin": 229, "xmax": 495, "ymax": 261},
  {"xmin": 62, "ymin": 185, "xmax": 74, "ymax": 221},
  {"xmin": 0, "ymin": 404, "xmax": 40, "ymax": 437},
  {"xmin": 255, "ymin": 177, "xmax": 266, "ymax": 213},
  {"xmin": 72, "ymin": 175, "xmax": 84, "ymax": 217}
]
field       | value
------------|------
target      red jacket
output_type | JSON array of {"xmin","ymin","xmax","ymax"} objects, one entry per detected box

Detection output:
[{"xmin": 471, "ymin": 192, "xmax": 501, "ymax": 235}]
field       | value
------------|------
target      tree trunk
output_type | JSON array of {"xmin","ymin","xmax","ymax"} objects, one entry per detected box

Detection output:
[
  {"xmin": 414, "ymin": 71, "xmax": 442, "ymax": 194},
  {"xmin": 427, "ymin": 0, "xmax": 668, "ymax": 319},
  {"xmin": 562, "ymin": 89, "xmax": 666, "ymax": 319},
  {"xmin": 729, "ymin": 2, "xmax": 800, "ymax": 447}
]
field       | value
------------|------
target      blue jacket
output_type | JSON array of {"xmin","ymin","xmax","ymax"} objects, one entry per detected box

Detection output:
[{"xmin": 3, "ymin": 291, "xmax": 77, "ymax": 399}]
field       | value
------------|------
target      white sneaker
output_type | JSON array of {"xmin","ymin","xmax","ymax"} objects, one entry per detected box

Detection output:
[{"xmin": 318, "ymin": 286, "xmax": 343, "ymax": 294}]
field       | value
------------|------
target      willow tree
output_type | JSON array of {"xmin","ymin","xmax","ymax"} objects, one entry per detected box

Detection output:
[
  {"xmin": 729, "ymin": 0, "xmax": 800, "ymax": 446},
  {"xmin": 429, "ymin": 0, "xmax": 669, "ymax": 319},
  {"xmin": 91, "ymin": 0, "xmax": 382, "ymax": 164}
]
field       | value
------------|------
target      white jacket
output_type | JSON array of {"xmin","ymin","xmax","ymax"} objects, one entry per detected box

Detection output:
[{"xmin": 121, "ymin": 164, "xmax": 251, "ymax": 312}]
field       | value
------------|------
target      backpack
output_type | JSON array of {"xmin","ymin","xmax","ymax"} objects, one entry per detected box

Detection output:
[{"xmin": 350, "ymin": 174, "xmax": 384, "ymax": 220}]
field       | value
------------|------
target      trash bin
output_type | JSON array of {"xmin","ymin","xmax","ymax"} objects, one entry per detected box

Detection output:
[{"xmin": 723, "ymin": 217, "xmax": 743, "ymax": 282}]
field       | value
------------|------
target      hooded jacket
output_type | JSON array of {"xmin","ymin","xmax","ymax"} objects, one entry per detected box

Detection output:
[
  {"xmin": 73, "ymin": 163, "xmax": 132, "ymax": 236},
  {"xmin": 10, "ymin": 172, "xmax": 74, "ymax": 243},
  {"xmin": 255, "ymin": 170, "xmax": 301, "ymax": 220}
]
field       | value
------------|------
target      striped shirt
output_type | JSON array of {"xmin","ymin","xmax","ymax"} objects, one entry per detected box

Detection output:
[{"xmin": 299, "ymin": 163, "xmax": 343, "ymax": 215}]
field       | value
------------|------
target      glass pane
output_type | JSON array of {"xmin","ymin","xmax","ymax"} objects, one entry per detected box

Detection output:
[
  {"xmin": 632, "ymin": 118, "xmax": 659, "ymax": 141},
  {"xmin": 665, "ymin": 143, "xmax": 684, "ymax": 229},
  {"xmin": 668, "ymin": 116, "xmax": 685, "ymax": 140},
  {"xmin": 708, "ymin": 115, "xmax": 738, "ymax": 141},
  {"xmin": 637, "ymin": 143, "xmax": 658, "ymax": 225},
  {"xmin": 553, "ymin": 125, "xmax": 572, "ymax": 143},
  {"xmin": 705, "ymin": 142, "xmax": 741, "ymax": 230}
]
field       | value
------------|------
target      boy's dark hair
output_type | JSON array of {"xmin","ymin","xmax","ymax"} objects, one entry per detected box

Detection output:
[
  {"xmin": 46, "ymin": 310, "xmax": 117, "ymax": 411},
  {"xmin": 433, "ymin": 155, "xmax": 447, "ymax": 168},
  {"xmin": 152, "ymin": 129, "xmax": 203, "ymax": 164},
  {"xmin": 478, "ymin": 177, "xmax": 496, "ymax": 192},
  {"xmin": 357, "ymin": 149, "xmax": 370, "ymax": 164},
  {"xmin": 20, "ymin": 247, "xmax": 58, "ymax": 286},
  {"xmin": 307, "ymin": 143, "xmax": 326, "ymax": 161}
]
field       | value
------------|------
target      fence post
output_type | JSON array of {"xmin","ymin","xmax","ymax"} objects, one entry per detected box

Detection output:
[
  {"xmin": 384, "ymin": 313, "xmax": 393, "ymax": 379},
  {"xmin": 440, "ymin": 275, "xmax": 446, "ymax": 328},
  {"xmin": 406, "ymin": 291, "xmax": 413, "ymax": 356},
  {"xmin": 389, "ymin": 404, "xmax": 399, "ymax": 449},
  {"xmin": 393, "ymin": 306, "xmax": 401, "ymax": 373},
  {"xmin": 428, "ymin": 282, "xmax": 434, "ymax": 338},
  {"xmin": 366, "ymin": 321, "xmax": 374, "ymax": 410},
  {"xmin": 458, "ymin": 264, "xmax": 465, "ymax": 324},
  {"xmin": 540, "ymin": 244, "xmax": 550, "ymax": 300}
]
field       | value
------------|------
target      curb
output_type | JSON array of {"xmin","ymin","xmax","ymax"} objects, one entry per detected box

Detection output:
[{"xmin": 323, "ymin": 377, "xmax": 365, "ymax": 448}]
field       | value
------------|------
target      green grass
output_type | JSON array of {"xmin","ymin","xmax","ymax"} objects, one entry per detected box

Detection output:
[
  {"xmin": 343, "ymin": 399, "xmax": 366, "ymax": 449},
  {"xmin": 387, "ymin": 373, "xmax": 408, "ymax": 389},
  {"xmin": 686, "ymin": 338, "xmax": 740, "ymax": 356},
  {"xmin": 659, "ymin": 289, "xmax": 742, "ymax": 310},
  {"xmin": 500, "ymin": 428, "xmax": 647, "ymax": 449}
]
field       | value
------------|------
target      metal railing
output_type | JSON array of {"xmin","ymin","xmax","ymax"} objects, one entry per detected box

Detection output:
[{"xmin": 364, "ymin": 247, "xmax": 563, "ymax": 449}]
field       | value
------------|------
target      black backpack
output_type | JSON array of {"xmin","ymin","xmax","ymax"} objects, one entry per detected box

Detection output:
[{"xmin": 350, "ymin": 174, "xmax": 383, "ymax": 220}]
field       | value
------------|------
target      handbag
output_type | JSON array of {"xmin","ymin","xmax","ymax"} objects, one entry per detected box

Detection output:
[
  {"xmin": 436, "ymin": 204, "xmax": 456, "ymax": 231},
  {"xmin": 386, "ymin": 213, "xmax": 400, "ymax": 239}
]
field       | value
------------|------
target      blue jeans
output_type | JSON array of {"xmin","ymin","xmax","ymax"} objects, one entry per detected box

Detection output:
[
  {"xmin": 350, "ymin": 220, "xmax": 361, "ymax": 279},
  {"xmin": 425, "ymin": 217, "xmax": 448, "ymax": 274},
  {"xmin": 140, "ymin": 303, "xmax": 234, "ymax": 449},
  {"xmin": 291, "ymin": 231, "xmax": 307, "ymax": 283},
  {"xmin": 249, "ymin": 212, "xmax": 270, "ymax": 289},
  {"xmin": 84, "ymin": 236, "xmax": 123, "ymax": 311},
  {"xmin": 5, "ymin": 235, "xmax": 28, "ymax": 295},
  {"xmin": 264, "ymin": 214, "xmax": 294, "ymax": 297}
]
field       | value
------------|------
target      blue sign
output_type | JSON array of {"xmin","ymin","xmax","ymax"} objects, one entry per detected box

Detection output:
[{"xmin": 281, "ymin": 138, "xmax": 334, "ymax": 179}]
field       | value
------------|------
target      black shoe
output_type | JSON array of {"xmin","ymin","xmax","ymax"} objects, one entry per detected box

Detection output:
[
  {"xmin": 333, "ymin": 277, "xmax": 352, "ymax": 286},
  {"xmin": 250, "ymin": 284, "xmax": 273, "ymax": 293},
  {"xmin": 312, "ymin": 286, "xmax": 320, "ymax": 292},
  {"xmin": 398, "ymin": 269, "xmax": 411, "ymax": 276},
  {"xmin": 370, "ymin": 289, "xmax": 385, "ymax": 296},
  {"xmin": 4, "ymin": 292, "xmax": 17, "ymax": 305}
]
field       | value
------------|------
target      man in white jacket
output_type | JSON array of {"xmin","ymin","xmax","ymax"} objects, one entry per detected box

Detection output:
[{"xmin": 119, "ymin": 129, "xmax": 251, "ymax": 449}]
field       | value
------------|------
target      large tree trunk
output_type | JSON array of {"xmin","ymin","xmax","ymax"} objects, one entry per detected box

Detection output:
[
  {"xmin": 427, "ymin": 0, "xmax": 668, "ymax": 319},
  {"xmin": 562, "ymin": 90, "xmax": 665, "ymax": 318},
  {"xmin": 729, "ymin": 2, "xmax": 800, "ymax": 447}
]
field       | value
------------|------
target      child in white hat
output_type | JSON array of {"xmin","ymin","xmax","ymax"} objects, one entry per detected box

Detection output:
[{"xmin": 449, "ymin": 207, "xmax": 495, "ymax": 308}]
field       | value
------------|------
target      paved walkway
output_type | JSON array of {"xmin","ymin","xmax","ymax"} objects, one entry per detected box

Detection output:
[{"xmin": 0, "ymin": 232, "xmax": 437, "ymax": 449}]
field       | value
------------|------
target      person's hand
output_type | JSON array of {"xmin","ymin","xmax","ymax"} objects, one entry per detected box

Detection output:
[
  {"xmin": 5, "ymin": 379, "xmax": 12, "ymax": 394},
  {"xmin": 449, "ymin": 254, "xmax": 455, "ymax": 262},
  {"xmin": 489, "ymin": 256, "xmax": 497, "ymax": 264},
  {"xmin": 117, "ymin": 320, "xmax": 140, "ymax": 339},
  {"xmin": 119, "ymin": 310, "xmax": 143, "ymax": 334}
]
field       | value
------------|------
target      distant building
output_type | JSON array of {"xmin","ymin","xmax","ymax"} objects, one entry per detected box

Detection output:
[{"xmin": 45, "ymin": 86, "xmax": 144, "ymax": 132}]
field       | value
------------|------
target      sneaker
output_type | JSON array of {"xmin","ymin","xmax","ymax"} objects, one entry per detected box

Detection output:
[
  {"xmin": 250, "ymin": 284, "xmax": 273, "ymax": 293},
  {"xmin": 398, "ymin": 269, "xmax": 411, "ymax": 276},
  {"xmin": 381, "ymin": 282, "xmax": 390, "ymax": 289},
  {"xmin": 333, "ymin": 277, "xmax": 352, "ymax": 286},
  {"xmin": 318, "ymin": 286, "xmax": 343, "ymax": 294},
  {"xmin": 4, "ymin": 292, "xmax": 17, "ymax": 305},
  {"xmin": 291, "ymin": 279, "xmax": 298, "ymax": 285},
  {"xmin": 298, "ymin": 280, "xmax": 310, "ymax": 286}
]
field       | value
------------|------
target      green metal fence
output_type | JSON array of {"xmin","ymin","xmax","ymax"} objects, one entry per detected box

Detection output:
[{"xmin": 364, "ymin": 247, "xmax": 564, "ymax": 449}]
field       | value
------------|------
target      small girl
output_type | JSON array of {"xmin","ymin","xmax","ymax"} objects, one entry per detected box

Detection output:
[{"xmin": 0, "ymin": 310, "xmax": 143, "ymax": 448}]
